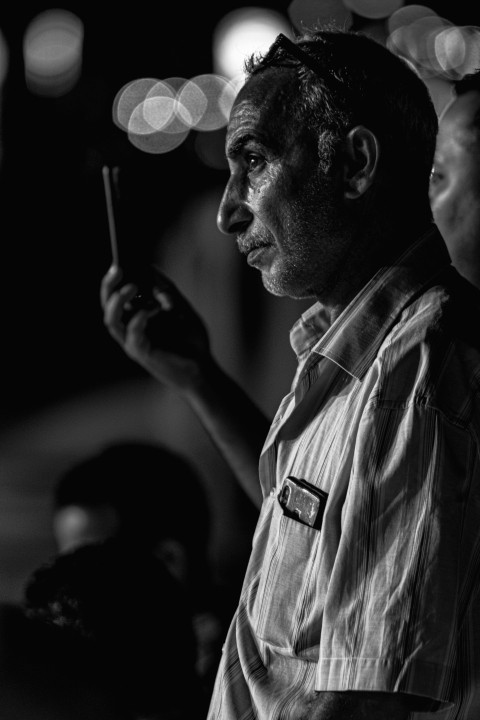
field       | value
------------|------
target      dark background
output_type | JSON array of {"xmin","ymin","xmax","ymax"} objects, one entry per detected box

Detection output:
[
  {"xmin": 0, "ymin": 0, "xmax": 479, "ymax": 612},
  {"xmin": 0, "ymin": 2, "xmax": 242, "ymax": 421}
]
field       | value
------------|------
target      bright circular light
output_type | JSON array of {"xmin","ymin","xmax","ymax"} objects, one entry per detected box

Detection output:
[
  {"xmin": 387, "ymin": 13, "xmax": 452, "ymax": 74},
  {"xmin": 459, "ymin": 26, "xmax": 480, "ymax": 77},
  {"xmin": 113, "ymin": 78, "xmax": 159, "ymax": 130},
  {"xmin": 177, "ymin": 80, "xmax": 208, "ymax": 128},
  {"xmin": 125, "ymin": 78, "xmax": 191, "ymax": 152},
  {"xmin": 128, "ymin": 102, "xmax": 158, "ymax": 135},
  {"xmin": 142, "ymin": 95, "xmax": 176, "ymax": 131},
  {"xmin": 288, "ymin": 0, "xmax": 352, "ymax": 33},
  {"xmin": 411, "ymin": 16, "xmax": 453, "ymax": 69},
  {"xmin": 185, "ymin": 74, "xmax": 233, "ymax": 131},
  {"xmin": 343, "ymin": 0, "xmax": 404, "ymax": 20},
  {"xmin": 388, "ymin": 4, "xmax": 437, "ymax": 35},
  {"xmin": 146, "ymin": 78, "xmax": 191, "ymax": 134},
  {"xmin": 213, "ymin": 7, "xmax": 291, "ymax": 80},
  {"xmin": 435, "ymin": 27, "xmax": 466, "ymax": 73},
  {"xmin": 24, "ymin": 9, "xmax": 83, "ymax": 96},
  {"xmin": 219, "ymin": 74, "xmax": 245, "ymax": 121},
  {"xmin": 127, "ymin": 126, "xmax": 189, "ymax": 154},
  {"xmin": 435, "ymin": 26, "xmax": 480, "ymax": 78}
]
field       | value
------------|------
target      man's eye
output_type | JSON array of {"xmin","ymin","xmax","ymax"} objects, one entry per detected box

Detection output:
[
  {"xmin": 429, "ymin": 168, "xmax": 443, "ymax": 186},
  {"xmin": 246, "ymin": 154, "xmax": 263, "ymax": 171}
]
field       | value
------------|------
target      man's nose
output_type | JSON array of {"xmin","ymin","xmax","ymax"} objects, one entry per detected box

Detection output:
[{"xmin": 216, "ymin": 180, "xmax": 252, "ymax": 235}]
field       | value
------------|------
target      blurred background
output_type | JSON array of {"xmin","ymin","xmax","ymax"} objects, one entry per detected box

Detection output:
[{"xmin": 0, "ymin": 0, "xmax": 479, "ymax": 618}]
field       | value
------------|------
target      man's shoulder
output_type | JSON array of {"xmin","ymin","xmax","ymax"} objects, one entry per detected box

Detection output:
[
  {"xmin": 376, "ymin": 269, "xmax": 480, "ymax": 424},
  {"xmin": 392, "ymin": 268, "xmax": 480, "ymax": 351}
]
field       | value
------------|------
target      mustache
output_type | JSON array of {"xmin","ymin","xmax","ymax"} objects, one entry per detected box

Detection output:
[{"xmin": 236, "ymin": 231, "xmax": 273, "ymax": 255}]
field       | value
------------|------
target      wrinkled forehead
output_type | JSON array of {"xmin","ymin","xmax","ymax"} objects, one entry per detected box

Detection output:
[{"xmin": 227, "ymin": 68, "xmax": 298, "ymax": 142}]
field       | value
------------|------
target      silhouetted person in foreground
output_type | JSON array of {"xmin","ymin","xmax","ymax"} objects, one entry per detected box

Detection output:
[
  {"xmin": 52, "ymin": 440, "xmax": 223, "ymax": 691},
  {"xmin": 24, "ymin": 537, "xmax": 208, "ymax": 720},
  {"xmin": 0, "ymin": 601, "xmax": 127, "ymax": 719}
]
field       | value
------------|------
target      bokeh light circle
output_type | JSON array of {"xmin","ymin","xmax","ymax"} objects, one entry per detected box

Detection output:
[
  {"xmin": 122, "ymin": 78, "xmax": 191, "ymax": 152},
  {"xmin": 387, "ymin": 11, "xmax": 454, "ymax": 77},
  {"xmin": 434, "ymin": 26, "xmax": 480, "ymax": 78},
  {"xmin": 288, "ymin": 0, "xmax": 352, "ymax": 33},
  {"xmin": 177, "ymin": 80, "xmax": 208, "ymax": 128},
  {"xmin": 343, "ymin": 0, "xmax": 404, "ymax": 20},
  {"xmin": 213, "ymin": 7, "xmax": 291, "ymax": 79},
  {"xmin": 146, "ymin": 78, "xmax": 191, "ymax": 134},
  {"xmin": 24, "ymin": 9, "xmax": 83, "ymax": 96},
  {"xmin": 219, "ymin": 75, "xmax": 244, "ymax": 122},
  {"xmin": 187, "ymin": 74, "xmax": 233, "ymax": 131},
  {"xmin": 142, "ymin": 95, "xmax": 177, "ymax": 131},
  {"xmin": 127, "ymin": 124, "xmax": 190, "ymax": 154},
  {"xmin": 387, "ymin": 4, "xmax": 437, "ymax": 35},
  {"xmin": 128, "ymin": 101, "xmax": 158, "ymax": 135},
  {"xmin": 113, "ymin": 78, "xmax": 159, "ymax": 131}
]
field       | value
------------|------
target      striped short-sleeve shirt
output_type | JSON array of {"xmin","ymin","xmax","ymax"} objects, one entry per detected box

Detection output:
[{"xmin": 207, "ymin": 225, "xmax": 480, "ymax": 720}]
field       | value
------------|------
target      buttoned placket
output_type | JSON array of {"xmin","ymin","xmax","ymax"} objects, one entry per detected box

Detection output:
[{"xmin": 260, "ymin": 351, "xmax": 325, "ymax": 499}]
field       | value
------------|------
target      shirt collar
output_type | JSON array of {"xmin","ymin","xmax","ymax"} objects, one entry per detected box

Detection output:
[{"xmin": 290, "ymin": 224, "xmax": 452, "ymax": 380}]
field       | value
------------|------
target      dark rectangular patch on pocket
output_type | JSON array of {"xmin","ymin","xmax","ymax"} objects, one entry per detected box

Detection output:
[{"xmin": 277, "ymin": 476, "xmax": 328, "ymax": 530}]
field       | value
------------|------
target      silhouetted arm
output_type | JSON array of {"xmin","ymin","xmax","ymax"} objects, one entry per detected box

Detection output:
[{"xmin": 101, "ymin": 265, "xmax": 267, "ymax": 507}]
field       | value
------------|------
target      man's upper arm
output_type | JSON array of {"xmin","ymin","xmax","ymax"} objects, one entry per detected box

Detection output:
[{"xmin": 317, "ymin": 401, "xmax": 470, "ymax": 705}]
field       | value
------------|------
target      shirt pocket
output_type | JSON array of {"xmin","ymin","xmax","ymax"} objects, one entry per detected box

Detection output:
[{"xmin": 247, "ymin": 494, "xmax": 323, "ymax": 656}]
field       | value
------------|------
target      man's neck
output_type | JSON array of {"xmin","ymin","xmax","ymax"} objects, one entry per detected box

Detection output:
[{"xmin": 316, "ymin": 218, "xmax": 432, "ymax": 327}]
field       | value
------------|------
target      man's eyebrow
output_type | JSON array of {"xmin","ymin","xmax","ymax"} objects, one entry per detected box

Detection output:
[{"xmin": 226, "ymin": 133, "xmax": 259, "ymax": 159}]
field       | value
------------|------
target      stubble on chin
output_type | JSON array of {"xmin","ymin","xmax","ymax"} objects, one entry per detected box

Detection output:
[{"xmin": 259, "ymin": 261, "xmax": 318, "ymax": 300}]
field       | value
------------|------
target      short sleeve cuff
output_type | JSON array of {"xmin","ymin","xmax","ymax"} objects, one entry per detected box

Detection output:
[{"xmin": 316, "ymin": 657, "xmax": 454, "ymax": 709}]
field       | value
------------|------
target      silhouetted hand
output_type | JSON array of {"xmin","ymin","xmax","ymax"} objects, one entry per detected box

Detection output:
[{"xmin": 100, "ymin": 265, "xmax": 212, "ymax": 393}]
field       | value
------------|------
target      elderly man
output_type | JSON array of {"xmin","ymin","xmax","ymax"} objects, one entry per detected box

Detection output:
[{"xmin": 102, "ymin": 28, "xmax": 480, "ymax": 720}]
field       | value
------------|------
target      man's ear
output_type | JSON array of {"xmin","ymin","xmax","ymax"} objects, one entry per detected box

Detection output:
[{"xmin": 342, "ymin": 125, "xmax": 380, "ymax": 199}]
